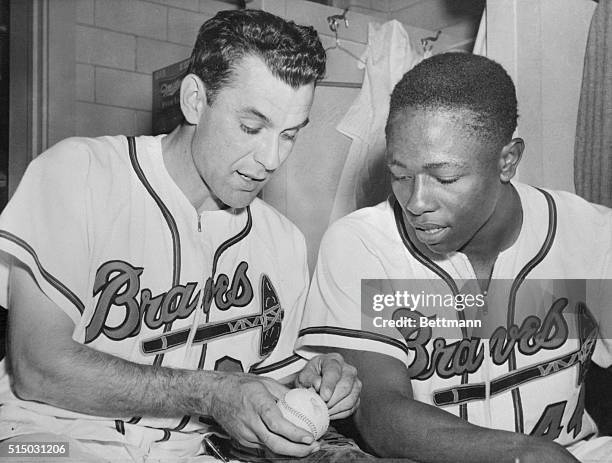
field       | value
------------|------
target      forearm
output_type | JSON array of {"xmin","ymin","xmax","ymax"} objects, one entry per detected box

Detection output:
[
  {"xmin": 8, "ymin": 260, "xmax": 224, "ymax": 420},
  {"xmin": 14, "ymin": 339, "xmax": 221, "ymax": 419},
  {"xmin": 355, "ymin": 389, "xmax": 572, "ymax": 463}
]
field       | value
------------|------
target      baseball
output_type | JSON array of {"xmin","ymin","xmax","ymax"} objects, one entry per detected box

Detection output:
[{"xmin": 277, "ymin": 388, "xmax": 330, "ymax": 440}]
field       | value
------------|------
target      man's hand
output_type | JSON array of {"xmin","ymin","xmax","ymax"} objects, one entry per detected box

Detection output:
[
  {"xmin": 295, "ymin": 353, "xmax": 362, "ymax": 419},
  {"xmin": 209, "ymin": 373, "xmax": 320, "ymax": 457}
]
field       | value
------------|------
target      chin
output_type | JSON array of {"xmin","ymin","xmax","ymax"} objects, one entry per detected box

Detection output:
[
  {"xmin": 424, "ymin": 239, "xmax": 459, "ymax": 256},
  {"xmin": 222, "ymin": 194, "xmax": 259, "ymax": 209},
  {"xmin": 425, "ymin": 243, "xmax": 449, "ymax": 255}
]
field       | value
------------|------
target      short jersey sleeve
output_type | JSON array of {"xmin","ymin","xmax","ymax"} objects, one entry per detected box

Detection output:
[
  {"xmin": 296, "ymin": 219, "xmax": 411, "ymax": 366},
  {"xmin": 0, "ymin": 138, "xmax": 93, "ymax": 324}
]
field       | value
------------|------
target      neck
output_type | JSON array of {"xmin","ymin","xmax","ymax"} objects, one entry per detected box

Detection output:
[
  {"xmin": 161, "ymin": 124, "xmax": 214, "ymax": 212},
  {"xmin": 461, "ymin": 182, "xmax": 523, "ymax": 263}
]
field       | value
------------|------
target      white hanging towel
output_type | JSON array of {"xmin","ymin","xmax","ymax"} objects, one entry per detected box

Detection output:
[
  {"xmin": 472, "ymin": 6, "xmax": 487, "ymax": 56},
  {"xmin": 329, "ymin": 20, "xmax": 426, "ymax": 223}
]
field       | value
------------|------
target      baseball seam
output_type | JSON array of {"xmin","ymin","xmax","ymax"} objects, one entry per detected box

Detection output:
[{"xmin": 278, "ymin": 398, "xmax": 320, "ymax": 438}]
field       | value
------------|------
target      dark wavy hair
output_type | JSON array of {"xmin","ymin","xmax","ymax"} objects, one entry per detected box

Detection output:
[
  {"xmin": 188, "ymin": 9, "xmax": 326, "ymax": 105},
  {"xmin": 386, "ymin": 52, "xmax": 518, "ymax": 144}
]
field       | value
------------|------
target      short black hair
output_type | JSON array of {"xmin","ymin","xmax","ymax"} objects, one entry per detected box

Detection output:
[
  {"xmin": 188, "ymin": 9, "xmax": 326, "ymax": 105},
  {"xmin": 386, "ymin": 52, "xmax": 518, "ymax": 144}
]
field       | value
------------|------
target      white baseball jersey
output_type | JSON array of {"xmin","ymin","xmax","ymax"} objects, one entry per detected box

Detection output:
[
  {"xmin": 0, "ymin": 135, "xmax": 308, "ymax": 449},
  {"xmin": 297, "ymin": 182, "xmax": 612, "ymax": 455}
]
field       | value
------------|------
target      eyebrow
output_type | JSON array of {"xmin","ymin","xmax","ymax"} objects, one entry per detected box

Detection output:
[
  {"xmin": 387, "ymin": 158, "xmax": 406, "ymax": 168},
  {"xmin": 240, "ymin": 107, "xmax": 310, "ymax": 131},
  {"xmin": 423, "ymin": 161, "xmax": 467, "ymax": 170},
  {"xmin": 387, "ymin": 159, "xmax": 467, "ymax": 170},
  {"xmin": 241, "ymin": 107, "xmax": 271, "ymax": 125}
]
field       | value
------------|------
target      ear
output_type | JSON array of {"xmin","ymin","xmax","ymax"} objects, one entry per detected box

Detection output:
[
  {"xmin": 180, "ymin": 73, "xmax": 207, "ymax": 125},
  {"xmin": 498, "ymin": 138, "xmax": 524, "ymax": 183}
]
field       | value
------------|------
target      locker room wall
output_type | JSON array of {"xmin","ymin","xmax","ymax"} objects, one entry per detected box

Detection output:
[{"xmin": 9, "ymin": 0, "xmax": 475, "ymax": 269}]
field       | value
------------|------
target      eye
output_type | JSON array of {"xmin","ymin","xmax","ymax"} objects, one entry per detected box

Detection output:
[
  {"xmin": 390, "ymin": 172, "xmax": 413, "ymax": 181},
  {"xmin": 386, "ymin": 164, "xmax": 412, "ymax": 181},
  {"xmin": 281, "ymin": 131, "xmax": 298, "ymax": 142},
  {"xmin": 240, "ymin": 123, "xmax": 260, "ymax": 135},
  {"xmin": 436, "ymin": 177, "xmax": 459, "ymax": 185}
]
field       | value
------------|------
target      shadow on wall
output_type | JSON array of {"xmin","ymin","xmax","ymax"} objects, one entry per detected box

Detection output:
[
  {"xmin": 445, "ymin": 0, "xmax": 486, "ymax": 20},
  {"xmin": 355, "ymin": 150, "xmax": 391, "ymax": 211}
]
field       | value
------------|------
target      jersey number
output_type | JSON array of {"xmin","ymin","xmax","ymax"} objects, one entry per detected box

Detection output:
[{"xmin": 530, "ymin": 385, "xmax": 586, "ymax": 440}]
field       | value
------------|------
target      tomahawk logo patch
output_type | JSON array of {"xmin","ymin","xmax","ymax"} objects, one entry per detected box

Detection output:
[{"xmin": 259, "ymin": 274, "xmax": 283, "ymax": 356}]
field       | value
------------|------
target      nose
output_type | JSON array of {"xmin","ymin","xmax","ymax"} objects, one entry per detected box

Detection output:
[
  {"xmin": 404, "ymin": 175, "xmax": 434, "ymax": 216},
  {"xmin": 254, "ymin": 134, "xmax": 281, "ymax": 172}
]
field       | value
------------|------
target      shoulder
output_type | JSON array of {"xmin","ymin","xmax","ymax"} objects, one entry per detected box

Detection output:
[
  {"xmin": 520, "ymin": 183, "xmax": 612, "ymax": 231},
  {"xmin": 35, "ymin": 135, "xmax": 128, "ymax": 162},
  {"xmin": 318, "ymin": 200, "xmax": 398, "ymax": 261},
  {"xmin": 517, "ymin": 183, "xmax": 612, "ymax": 269},
  {"xmin": 323, "ymin": 200, "xmax": 396, "ymax": 246},
  {"xmin": 549, "ymin": 188, "xmax": 612, "ymax": 258},
  {"xmin": 34, "ymin": 135, "xmax": 165, "ymax": 192},
  {"xmin": 29, "ymin": 135, "xmax": 130, "ymax": 179}
]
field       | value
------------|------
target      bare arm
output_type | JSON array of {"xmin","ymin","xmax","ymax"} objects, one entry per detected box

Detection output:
[
  {"xmin": 336, "ymin": 348, "xmax": 579, "ymax": 463},
  {"xmin": 7, "ymin": 262, "xmax": 318, "ymax": 456}
]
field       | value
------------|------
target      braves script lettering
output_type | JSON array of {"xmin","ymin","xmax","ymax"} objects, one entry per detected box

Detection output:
[
  {"xmin": 85, "ymin": 260, "xmax": 253, "ymax": 343},
  {"xmin": 395, "ymin": 298, "xmax": 570, "ymax": 380}
]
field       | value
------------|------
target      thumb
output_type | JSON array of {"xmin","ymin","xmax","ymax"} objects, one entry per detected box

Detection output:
[
  {"xmin": 262, "ymin": 379, "xmax": 291, "ymax": 401},
  {"xmin": 297, "ymin": 374, "xmax": 322, "ymax": 391},
  {"xmin": 296, "ymin": 358, "xmax": 323, "ymax": 391}
]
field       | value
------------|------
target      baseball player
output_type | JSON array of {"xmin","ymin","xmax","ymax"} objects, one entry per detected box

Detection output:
[
  {"xmin": 297, "ymin": 53, "xmax": 612, "ymax": 463},
  {"xmin": 0, "ymin": 10, "xmax": 363, "ymax": 462}
]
